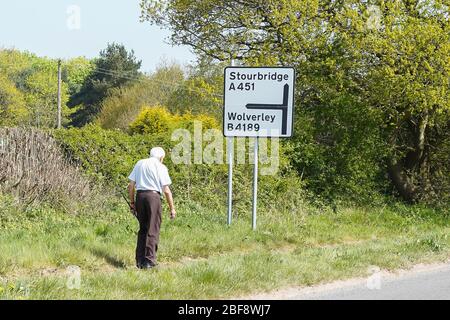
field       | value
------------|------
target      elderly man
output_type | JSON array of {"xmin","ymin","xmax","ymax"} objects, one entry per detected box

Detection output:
[{"xmin": 128, "ymin": 147, "xmax": 176, "ymax": 269}]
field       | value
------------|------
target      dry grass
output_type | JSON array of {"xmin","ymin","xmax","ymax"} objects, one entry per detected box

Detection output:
[{"xmin": 0, "ymin": 127, "xmax": 95, "ymax": 211}]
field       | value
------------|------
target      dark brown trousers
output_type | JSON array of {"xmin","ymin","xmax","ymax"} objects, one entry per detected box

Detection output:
[{"xmin": 135, "ymin": 191, "xmax": 162, "ymax": 265}]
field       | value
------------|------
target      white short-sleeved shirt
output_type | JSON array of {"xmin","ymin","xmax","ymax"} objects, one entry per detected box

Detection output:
[{"xmin": 128, "ymin": 157, "xmax": 172, "ymax": 193}]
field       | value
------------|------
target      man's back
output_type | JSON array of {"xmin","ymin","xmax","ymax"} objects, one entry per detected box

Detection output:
[{"xmin": 129, "ymin": 157, "xmax": 171, "ymax": 193}]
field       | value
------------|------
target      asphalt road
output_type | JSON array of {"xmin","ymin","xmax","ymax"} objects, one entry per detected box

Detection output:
[{"xmin": 294, "ymin": 264, "xmax": 450, "ymax": 300}]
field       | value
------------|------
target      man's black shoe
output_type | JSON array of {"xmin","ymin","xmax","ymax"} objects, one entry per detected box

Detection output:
[{"xmin": 140, "ymin": 261, "xmax": 156, "ymax": 269}]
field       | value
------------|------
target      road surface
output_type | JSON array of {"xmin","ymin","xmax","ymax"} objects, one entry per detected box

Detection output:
[{"xmin": 245, "ymin": 262, "xmax": 450, "ymax": 300}]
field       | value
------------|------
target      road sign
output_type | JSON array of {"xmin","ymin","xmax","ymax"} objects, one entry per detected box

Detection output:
[
  {"xmin": 223, "ymin": 66, "xmax": 296, "ymax": 230},
  {"xmin": 223, "ymin": 67, "xmax": 295, "ymax": 138}
]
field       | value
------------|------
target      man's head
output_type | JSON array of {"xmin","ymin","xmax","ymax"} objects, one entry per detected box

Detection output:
[{"xmin": 150, "ymin": 147, "xmax": 166, "ymax": 162}]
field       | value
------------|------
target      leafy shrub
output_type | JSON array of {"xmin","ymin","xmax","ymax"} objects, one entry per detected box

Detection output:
[
  {"xmin": 53, "ymin": 124, "xmax": 154, "ymax": 188},
  {"xmin": 0, "ymin": 74, "xmax": 28, "ymax": 126},
  {"xmin": 96, "ymin": 81, "xmax": 166, "ymax": 131},
  {"xmin": 178, "ymin": 112, "xmax": 218, "ymax": 132},
  {"xmin": 52, "ymin": 125, "xmax": 307, "ymax": 216},
  {"xmin": 96, "ymin": 62, "xmax": 185, "ymax": 131},
  {"xmin": 129, "ymin": 105, "xmax": 219, "ymax": 135},
  {"xmin": 286, "ymin": 94, "xmax": 387, "ymax": 206},
  {"xmin": 0, "ymin": 49, "xmax": 72, "ymax": 128},
  {"xmin": 166, "ymin": 76, "xmax": 222, "ymax": 118},
  {"xmin": 129, "ymin": 106, "xmax": 172, "ymax": 135}
]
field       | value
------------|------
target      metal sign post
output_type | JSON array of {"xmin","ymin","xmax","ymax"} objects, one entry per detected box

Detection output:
[
  {"xmin": 252, "ymin": 137, "xmax": 259, "ymax": 230},
  {"xmin": 227, "ymin": 59, "xmax": 235, "ymax": 226},
  {"xmin": 223, "ymin": 67, "xmax": 295, "ymax": 230},
  {"xmin": 227, "ymin": 137, "xmax": 233, "ymax": 225}
]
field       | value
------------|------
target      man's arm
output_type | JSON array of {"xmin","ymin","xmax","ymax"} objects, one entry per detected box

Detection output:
[
  {"xmin": 128, "ymin": 180, "xmax": 136, "ymax": 214},
  {"xmin": 163, "ymin": 185, "xmax": 176, "ymax": 219}
]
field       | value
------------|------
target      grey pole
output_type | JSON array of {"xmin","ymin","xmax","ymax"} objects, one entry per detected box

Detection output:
[
  {"xmin": 57, "ymin": 59, "xmax": 62, "ymax": 129},
  {"xmin": 252, "ymin": 137, "xmax": 259, "ymax": 230},
  {"xmin": 227, "ymin": 59, "xmax": 235, "ymax": 225},
  {"xmin": 227, "ymin": 137, "xmax": 234, "ymax": 225}
]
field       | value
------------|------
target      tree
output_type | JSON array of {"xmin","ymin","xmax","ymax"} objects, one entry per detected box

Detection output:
[
  {"xmin": 142, "ymin": 0, "xmax": 450, "ymax": 203},
  {"xmin": 62, "ymin": 57, "xmax": 95, "ymax": 96},
  {"xmin": 166, "ymin": 76, "xmax": 222, "ymax": 117},
  {"xmin": 358, "ymin": 0, "xmax": 450, "ymax": 202},
  {"xmin": 0, "ymin": 49, "xmax": 35, "ymax": 86},
  {"xmin": 69, "ymin": 43, "xmax": 142, "ymax": 127},
  {"xmin": 24, "ymin": 65, "xmax": 70, "ymax": 128},
  {"xmin": 0, "ymin": 49, "xmax": 71, "ymax": 128},
  {"xmin": 0, "ymin": 74, "xmax": 28, "ymax": 126},
  {"xmin": 141, "ymin": 0, "xmax": 329, "ymax": 64},
  {"xmin": 96, "ymin": 61, "xmax": 184, "ymax": 130}
]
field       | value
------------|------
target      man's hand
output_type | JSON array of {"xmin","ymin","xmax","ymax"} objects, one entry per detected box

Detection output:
[
  {"xmin": 130, "ymin": 203, "xmax": 137, "ymax": 216},
  {"xmin": 163, "ymin": 185, "xmax": 176, "ymax": 220},
  {"xmin": 128, "ymin": 181, "xmax": 137, "ymax": 217}
]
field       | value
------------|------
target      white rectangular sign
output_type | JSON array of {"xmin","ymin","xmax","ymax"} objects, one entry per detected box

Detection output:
[{"xmin": 223, "ymin": 67, "xmax": 295, "ymax": 138}]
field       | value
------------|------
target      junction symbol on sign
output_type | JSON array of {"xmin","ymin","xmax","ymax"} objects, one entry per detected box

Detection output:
[{"xmin": 246, "ymin": 83, "xmax": 289, "ymax": 135}]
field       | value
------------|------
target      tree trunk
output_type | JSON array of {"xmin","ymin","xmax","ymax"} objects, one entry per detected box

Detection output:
[
  {"xmin": 405, "ymin": 112, "xmax": 428, "ymax": 170},
  {"xmin": 388, "ymin": 112, "xmax": 429, "ymax": 203},
  {"xmin": 387, "ymin": 158, "xmax": 416, "ymax": 203}
]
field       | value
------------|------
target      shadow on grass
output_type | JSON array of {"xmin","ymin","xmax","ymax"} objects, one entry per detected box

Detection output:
[{"xmin": 90, "ymin": 248, "xmax": 128, "ymax": 269}]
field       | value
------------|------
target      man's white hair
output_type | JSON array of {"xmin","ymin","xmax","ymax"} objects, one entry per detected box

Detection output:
[{"xmin": 150, "ymin": 147, "xmax": 166, "ymax": 159}]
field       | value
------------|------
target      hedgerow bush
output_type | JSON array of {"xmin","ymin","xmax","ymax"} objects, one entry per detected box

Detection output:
[
  {"xmin": 0, "ymin": 127, "xmax": 101, "ymax": 213},
  {"xmin": 53, "ymin": 124, "xmax": 154, "ymax": 188},
  {"xmin": 52, "ymin": 124, "xmax": 307, "ymax": 217},
  {"xmin": 129, "ymin": 105, "xmax": 218, "ymax": 135},
  {"xmin": 129, "ymin": 106, "xmax": 172, "ymax": 135}
]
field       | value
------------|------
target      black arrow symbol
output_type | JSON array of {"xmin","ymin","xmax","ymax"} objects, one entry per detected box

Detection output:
[{"xmin": 245, "ymin": 84, "xmax": 289, "ymax": 135}]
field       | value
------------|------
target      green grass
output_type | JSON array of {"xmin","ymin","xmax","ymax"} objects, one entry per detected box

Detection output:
[{"xmin": 0, "ymin": 197, "xmax": 449, "ymax": 299}]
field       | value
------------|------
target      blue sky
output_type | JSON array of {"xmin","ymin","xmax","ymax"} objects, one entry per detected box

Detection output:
[{"xmin": 0, "ymin": 0, "xmax": 195, "ymax": 72}]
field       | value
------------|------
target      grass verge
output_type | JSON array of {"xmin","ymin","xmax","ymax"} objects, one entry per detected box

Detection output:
[{"xmin": 0, "ymin": 198, "xmax": 449, "ymax": 299}]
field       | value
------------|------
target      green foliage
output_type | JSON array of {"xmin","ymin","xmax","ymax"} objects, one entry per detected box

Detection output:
[
  {"xmin": 129, "ymin": 105, "xmax": 219, "ymax": 135},
  {"xmin": 286, "ymin": 84, "xmax": 387, "ymax": 204},
  {"xmin": 165, "ymin": 58, "xmax": 224, "ymax": 118},
  {"xmin": 142, "ymin": 0, "xmax": 450, "ymax": 204},
  {"xmin": 0, "ymin": 49, "xmax": 36, "ymax": 85},
  {"xmin": 97, "ymin": 62, "xmax": 185, "ymax": 130},
  {"xmin": 0, "ymin": 74, "xmax": 28, "ymax": 126},
  {"xmin": 69, "ymin": 43, "xmax": 142, "ymax": 127},
  {"xmin": 52, "ymin": 125, "xmax": 151, "ymax": 187},
  {"xmin": 23, "ymin": 62, "xmax": 71, "ymax": 128},
  {"xmin": 128, "ymin": 105, "xmax": 172, "ymax": 135},
  {"xmin": 52, "ymin": 124, "xmax": 304, "ymax": 214},
  {"xmin": 356, "ymin": 2, "xmax": 450, "ymax": 203},
  {"xmin": 1, "ymin": 192, "xmax": 449, "ymax": 299},
  {"xmin": 0, "ymin": 49, "xmax": 72, "ymax": 128},
  {"xmin": 62, "ymin": 57, "xmax": 95, "ymax": 96},
  {"xmin": 167, "ymin": 76, "xmax": 222, "ymax": 117},
  {"xmin": 96, "ymin": 81, "xmax": 158, "ymax": 130}
]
